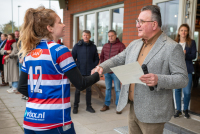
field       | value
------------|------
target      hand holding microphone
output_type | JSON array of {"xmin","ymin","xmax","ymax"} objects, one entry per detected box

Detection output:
[{"xmin": 140, "ymin": 64, "xmax": 158, "ymax": 91}]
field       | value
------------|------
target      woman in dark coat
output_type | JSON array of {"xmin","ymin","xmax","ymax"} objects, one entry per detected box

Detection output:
[
  {"xmin": 174, "ymin": 24, "xmax": 197, "ymax": 119},
  {"xmin": 0, "ymin": 33, "xmax": 19, "ymax": 93}
]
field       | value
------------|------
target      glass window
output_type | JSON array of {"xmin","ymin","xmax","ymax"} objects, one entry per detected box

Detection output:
[
  {"xmin": 157, "ymin": 0, "xmax": 179, "ymax": 40},
  {"xmin": 97, "ymin": 11, "xmax": 109, "ymax": 47},
  {"xmin": 77, "ymin": 16, "xmax": 84, "ymax": 42},
  {"xmin": 73, "ymin": 4, "xmax": 124, "ymax": 48},
  {"xmin": 185, "ymin": 1, "xmax": 189, "ymax": 23},
  {"xmin": 194, "ymin": 31, "xmax": 199, "ymax": 61},
  {"xmin": 86, "ymin": 14, "xmax": 95, "ymax": 42},
  {"xmin": 112, "ymin": 8, "xmax": 124, "ymax": 42}
]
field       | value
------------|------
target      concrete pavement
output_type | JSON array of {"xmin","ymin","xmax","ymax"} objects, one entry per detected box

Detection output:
[
  {"xmin": 0, "ymin": 86, "xmax": 129, "ymax": 134},
  {"xmin": 1, "ymin": 85, "xmax": 200, "ymax": 134}
]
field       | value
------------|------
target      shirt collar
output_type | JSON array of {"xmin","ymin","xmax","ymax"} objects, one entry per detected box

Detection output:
[
  {"xmin": 142, "ymin": 30, "xmax": 162, "ymax": 45},
  {"xmin": 40, "ymin": 38, "xmax": 54, "ymax": 42}
]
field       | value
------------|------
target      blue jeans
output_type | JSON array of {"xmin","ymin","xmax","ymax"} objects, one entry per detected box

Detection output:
[
  {"xmin": 24, "ymin": 123, "xmax": 76, "ymax": 134},
  {"xmin": 12, "ymin": 81, "xmax": 18, "ymax": 88},
  {"xmin": 175, "ymin": 74, "xmax": 192, "ymax": 111},
  {"xmin": 104, "ymin": 73, "xmax": 121, "ymax": 106}
]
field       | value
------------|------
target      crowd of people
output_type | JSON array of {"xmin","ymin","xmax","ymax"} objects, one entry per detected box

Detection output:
[
  {"xmin": 0, "ymin": 30, "xmax": 29, "ymax": 99},
  {"xmin": 0, "ymin": 4, "xmax": 197, "ymax": 134}
]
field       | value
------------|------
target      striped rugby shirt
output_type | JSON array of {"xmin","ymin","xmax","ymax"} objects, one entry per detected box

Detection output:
[{"xmin": 21, "ymin": 40, "xmax": 76, "ymax": 131}]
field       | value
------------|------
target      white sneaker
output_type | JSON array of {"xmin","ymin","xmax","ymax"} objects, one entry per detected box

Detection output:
[
  {"xmin": 7, "ymin": 88, "xmax": 12, "ymax": 92},
  {"xmin": 8, "ymin": 88, "xmax": 17, "ymax": 93},
  {"xmin": 22, "ymin": 96, "xmax": 29, "ymax": 100}
]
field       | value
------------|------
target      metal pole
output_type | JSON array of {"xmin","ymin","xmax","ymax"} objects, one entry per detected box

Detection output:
[
  {"xmin": 11, "ymin": 0, "xmax": 13, "ymax": 32},
  {"xmin": 18, "ymin": 6, "xmax": 21, "ymax": 30},
  {"xmin": 49, "ymin": 0, "xmax": 51, "ymax": 9},
  {"xmin": 18, "ymin": 6, "xmax": 19, "ymax": 30}
]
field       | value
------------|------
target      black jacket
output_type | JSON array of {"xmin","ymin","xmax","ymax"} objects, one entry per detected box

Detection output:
[
  {"xmin": 0, "ymin": 39, "xmax": 7, "ymax": 70},
  {"xmin": 185, "ymin": 40, "xmax": 197, "ymax": 74},
  {"xmin": 72, "ymin": 39, "xmax": 99, "ymax": 76}
]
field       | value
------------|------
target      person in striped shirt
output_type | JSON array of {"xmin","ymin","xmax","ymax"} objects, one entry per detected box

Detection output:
[{"xmin": 17, "ymin": 6, "xmax": 100, "ymax": 134}]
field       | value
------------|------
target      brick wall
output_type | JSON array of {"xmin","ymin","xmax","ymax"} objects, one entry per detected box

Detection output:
[{"xmin": 63, "ymin": 0, "xmax": 153, "ymax": 48}]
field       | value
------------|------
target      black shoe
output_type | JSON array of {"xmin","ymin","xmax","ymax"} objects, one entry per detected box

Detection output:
[
  {"xmin": 73, "ymin": 107, "xmax": 78, "ymax": 114},
  {"xmin": 86, "ymin": 106, "xmax": 95, "ymax": 113},
  {"xmin": 184, "ymin": 110, "xmax": 190, "ymax": 119},
  {"xmin": 174, "ymin": 110, "xmax": 182, "ymax": 118}
]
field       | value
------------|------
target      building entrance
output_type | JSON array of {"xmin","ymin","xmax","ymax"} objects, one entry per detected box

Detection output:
[{"xmin": 190, "ymin": 0, "xmax": 200, "ymax": 115}]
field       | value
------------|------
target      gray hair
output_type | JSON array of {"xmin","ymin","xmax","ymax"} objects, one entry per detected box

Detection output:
[
  {"xmin": 82, "ymin": 30, "xmax": 91, "ymax": 35},
  {"xmin": 141, "ymin": 5, "xmax": 162, "ymax": 27}
]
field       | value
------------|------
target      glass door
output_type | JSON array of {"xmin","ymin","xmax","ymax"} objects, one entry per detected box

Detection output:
[
  {"xmin": 156, "ymin": 0, "xmax": 179, "ymax": 40},
  {"xmin": 190, "ymin": 0, "xmax": 200, "ymax": 115}
]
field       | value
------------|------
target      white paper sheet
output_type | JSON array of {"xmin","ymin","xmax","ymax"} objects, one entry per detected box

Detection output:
[{"xmin": 110, "ymin": 62, "xmax": 145, "ymax": 85}]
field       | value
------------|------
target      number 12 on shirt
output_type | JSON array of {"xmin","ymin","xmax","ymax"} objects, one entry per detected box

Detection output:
[{"xmin": 29, "ymin": 66, "xmax": 42, "ymax": 93}]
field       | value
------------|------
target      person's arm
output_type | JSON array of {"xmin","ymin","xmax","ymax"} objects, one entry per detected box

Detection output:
[
  {"xmin": 9, "ymin": 43, "xmax": 18, "ymax": 58},
  {"xmin": 17, "ymin": 71, "xmax": 29, "ymax": 97},
  {"xmin": 185, "ymin": 40, "xmax": 197, "ymax": 60},
  {"xmin": 99, "ymin": 43, "xmax": 127, "ymax": 74},
  {"xmin": 17, "ymin": 67, "xmax": 100, "ymax": 96},
  {"xmin": 119, "ymin": 43, "xmax": 126, "ymax": 53},
  {"xmin": 57, "ymin": 45, "xmax": 99, "ymax": 90},
  {"xmin": 71, "ymin": 44, "xmax": 77, "ymax": 61},
  {"xmin": 100, "ymin": 47, "xmax": 104, "ymax": 64},
  {"xmin": 93, "ymin": 46, "xmax": 99, "ymax": 66},
  {"xmin": 155, "ymin": 44, "xmax": 188, "ymax": 90},
  {"xmin": 65, "ymin": 67, "xmax": 99, "ymax": 90},
  {"xmin": 0, "ymin": 45, "xmax": 6, "ymax": 55}
]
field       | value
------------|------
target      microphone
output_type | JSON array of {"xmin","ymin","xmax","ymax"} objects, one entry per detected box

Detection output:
[{"xmin": 141, "ymin": 64, "xmax": 154, "ymax": 91}]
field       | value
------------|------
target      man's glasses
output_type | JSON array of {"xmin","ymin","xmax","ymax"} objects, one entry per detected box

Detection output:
[{"xmin": 136, "ymin": 20, "xmax": 154, "ymax": 26}]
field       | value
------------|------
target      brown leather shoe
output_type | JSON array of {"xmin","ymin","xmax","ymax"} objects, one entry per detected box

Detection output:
[
  {"xmin": 15, "ymin": 91, "xmax": 21, "ymax": 94},
  {"xmin": 100, "ymin": 105, "xmax": 109, "ymax": 112},
  {"xmin": 116, "ymin": 111, "xmax": 122, "ymax": 114},
  {"xmin": 0, "ymin": 83, "xmax": 7, "ymax": 86}
]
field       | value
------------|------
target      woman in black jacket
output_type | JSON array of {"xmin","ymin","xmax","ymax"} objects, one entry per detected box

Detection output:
[{"xmin": 174, "ymin": 24, "xmax": 197, "ymax": 119}]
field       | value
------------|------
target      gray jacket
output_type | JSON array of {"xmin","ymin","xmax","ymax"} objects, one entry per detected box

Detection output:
[
  {"xmin": 99, "ymin": 32, "xmax": 188, "ymax": 123},
  {"xmin": 0, "ymin": 42, "xmax": 19, "ymax": 83}
]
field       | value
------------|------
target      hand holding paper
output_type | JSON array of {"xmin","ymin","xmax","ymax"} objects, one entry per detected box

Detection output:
[
  {"xmin": 140, "ymin": 73, "xmax": 158, "ymax": 87},
  {"xmin": 110, "ymin": 62, "xmax": 145, "ymax": 85}
]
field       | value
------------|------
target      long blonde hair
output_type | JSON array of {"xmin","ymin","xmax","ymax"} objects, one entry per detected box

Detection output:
[
  {"xmin": 175, "ymin": 23, "xmax": 192, "ymax": 47},
  {"xmin": 18, "ymin": 6, "xmax": 57, "ymax": 59}
]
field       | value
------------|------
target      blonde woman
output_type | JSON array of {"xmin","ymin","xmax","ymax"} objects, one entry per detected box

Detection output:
[{"xmin": 17, "ymin": 6, "xmax": 99, "ymax": 134}]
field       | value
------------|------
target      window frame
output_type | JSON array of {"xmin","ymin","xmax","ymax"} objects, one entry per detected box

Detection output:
[
  {"xmin": 73, "ymin": 4, "xmax": 124, "ymax": 53},
  {"xmin": 153, "ymin": 0, "xmax": 197, "ymax": 39}
]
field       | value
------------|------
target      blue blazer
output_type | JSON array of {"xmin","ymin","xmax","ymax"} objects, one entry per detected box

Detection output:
[{"xmin": 185, "ymin": 40, "xmax": 197, "ymax": 74}]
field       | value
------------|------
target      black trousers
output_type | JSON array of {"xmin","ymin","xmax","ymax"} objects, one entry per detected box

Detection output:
[
  {"xmin": 0, "ymin": 70, "xmax": 5, "ymax": 84},
  {"xmin": 74, "ymin": 86, "xmax": 92, "ymax": 107}
]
